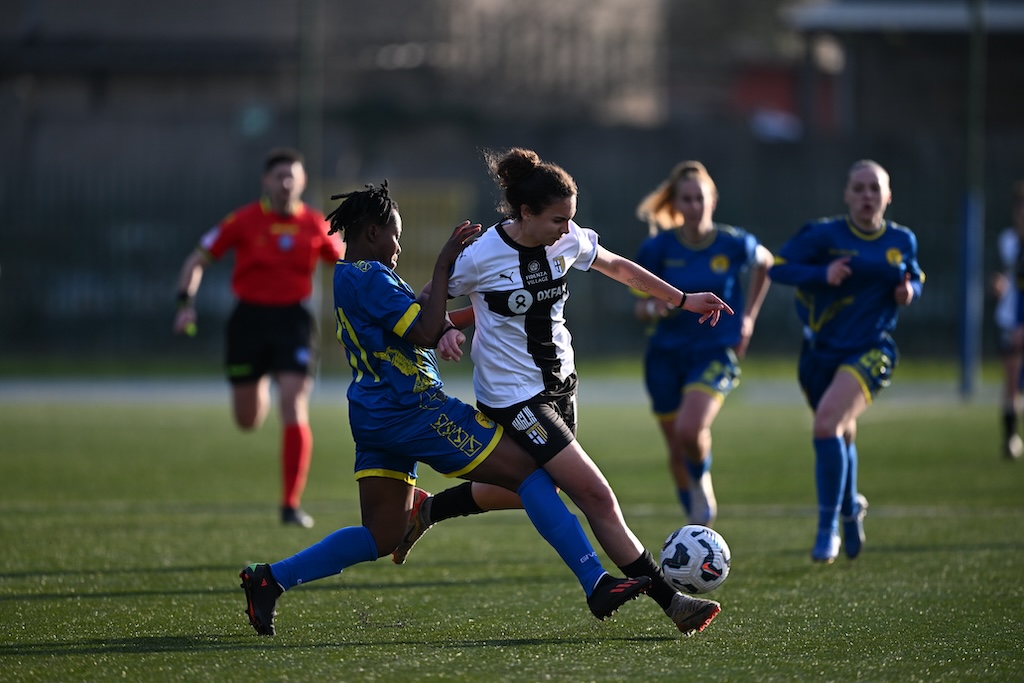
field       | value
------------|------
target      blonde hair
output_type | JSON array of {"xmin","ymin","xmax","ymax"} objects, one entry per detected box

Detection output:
[
  {"xmin": 636, "ymin": 160, "xmax": 717, "ymax": 236},
  {"xmin": 847, "ymin": 159, "xmax": 890, "ymax": 189}
]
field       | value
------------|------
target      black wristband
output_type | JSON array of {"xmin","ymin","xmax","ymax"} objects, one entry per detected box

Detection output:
[
  {"xmin": 176, "ymin": 291, "xmax": 193, "ymax": 309},
  {"xmin": 678, "ymin": 292, "xmax": 687, "ymax": 309}
]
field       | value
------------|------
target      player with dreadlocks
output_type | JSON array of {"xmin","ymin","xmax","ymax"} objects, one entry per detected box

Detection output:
[{"xmin": 238, "ymin": 181, "xmax": 650, "ymax": 636}]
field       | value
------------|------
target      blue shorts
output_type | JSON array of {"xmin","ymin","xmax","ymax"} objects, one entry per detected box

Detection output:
[
  {"xmin": 798, "ymin": 336, "xmax": 899, "ymax": 410},
  {"xmin": 996, "ymin": 326, "xmax": 1021, "ymax": 356},
  {"xmin": 350, "ymin": 391, "xmax": 503, "ymax": 484},
  {"xmin": 643, "ymin": 346, "xmax": 741, "ymax": 417}
]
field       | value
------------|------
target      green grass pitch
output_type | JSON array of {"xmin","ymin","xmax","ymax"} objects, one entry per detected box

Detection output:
[{"xmin": 1, "ymin": 379, "xmax": 1022, "ymax": 682}]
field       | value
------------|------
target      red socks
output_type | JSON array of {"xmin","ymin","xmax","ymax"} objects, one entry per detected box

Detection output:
[{"xmin": 282, "ymin": 423, "xmax": 312, "ymax": 509}]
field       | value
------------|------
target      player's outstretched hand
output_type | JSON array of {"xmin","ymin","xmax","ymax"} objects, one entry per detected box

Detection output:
[
  {"xmin": 436, "ymin": 221, "xmax": 482, "ymax": 269},
  {"xmin": 681, "ymin": 292, "xmax": 734, "ymax": 327}
]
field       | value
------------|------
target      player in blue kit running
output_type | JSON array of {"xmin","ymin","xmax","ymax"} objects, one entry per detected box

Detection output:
[
  {"xmin": 633, "ymin": 160, "xmax": 772, "ymax": 525},
  {"xmin": 238, "ymin": 181, "xmax": 651, "ymax": 636},
  {"xmin": 995, "ymin": 180, "xmax": 1024, "ymax": 460},
  {"xmin": 769, "ymin": 160, "xmax": 925, "ymax": 563}
]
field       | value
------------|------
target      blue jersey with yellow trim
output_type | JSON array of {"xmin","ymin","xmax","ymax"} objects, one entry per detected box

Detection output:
[
  {"xmin": 333, "ymin": 259, "xmax": 444, "ymax": 415},
  {"xmin": 635, "ymin": 223, "xmax": 760, "ymax": 352},
  {"xmin": 770, "ymin": 215, "xmax": 924, "ymax": 351}
]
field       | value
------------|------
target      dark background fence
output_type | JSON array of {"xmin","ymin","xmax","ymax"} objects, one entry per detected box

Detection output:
[
  {"xmin": 2, "ymin": 0, "xmax": 1022, "ymax": 372},
  {"xmin": 4, "ymin": 119, "xmax": 1022, "ymax": 366}
]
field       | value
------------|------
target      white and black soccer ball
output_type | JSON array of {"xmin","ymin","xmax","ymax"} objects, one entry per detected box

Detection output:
[{"xmin": 659, "ymin": 524, "xmax": 731, "ymax": 594}]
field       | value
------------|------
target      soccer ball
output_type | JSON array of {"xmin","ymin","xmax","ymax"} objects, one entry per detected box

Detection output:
[{"xmin": 659, "ymin": 524, "xmax": 731, "ymax": 594}]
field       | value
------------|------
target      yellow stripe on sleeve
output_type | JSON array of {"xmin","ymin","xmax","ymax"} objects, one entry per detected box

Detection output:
[{"xmin": 393, "ymin": 302, "xmax": 422, "ymax": 338}]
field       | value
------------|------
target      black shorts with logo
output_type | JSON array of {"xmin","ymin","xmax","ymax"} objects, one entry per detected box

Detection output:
[
  {"xmin": 478, "ymin": 375, "xmax": 578, "ymax": 466},
  {"xmin": 224, "ymin": 301, "xmax": 318, "ymax": 384}
]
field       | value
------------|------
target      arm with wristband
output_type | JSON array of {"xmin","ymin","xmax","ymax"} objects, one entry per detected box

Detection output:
[
  {"xmin": 590, "ymin": 246, "xmax": 731, "ymax": 326},
  {"xmin": 172, "ymin": 248, "xmax": 211, "ymax": 336}
]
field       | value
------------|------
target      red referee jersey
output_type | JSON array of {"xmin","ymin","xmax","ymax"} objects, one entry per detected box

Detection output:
[{"xmin": 201, "ymin": 197, "xmax": 342, "ymax": 305}]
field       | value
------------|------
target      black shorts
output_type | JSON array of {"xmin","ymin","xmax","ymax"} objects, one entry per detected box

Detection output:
[
  {"xmin": 478, "ymin": 376, "xmax": 578, "ymax": 466},
  {"xmin": 224, "ymin": 301, "xmax": 318, "ymax": 384}
]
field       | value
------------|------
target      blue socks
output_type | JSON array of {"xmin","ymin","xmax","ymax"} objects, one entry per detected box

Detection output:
[
  {"xmin": 683, "ymin": 452, "xmax": 711, "ymax": 482},
  {"xmin": 840, "ymin": 441, "xmax": 859, "ymax": 518},
  {"xmin": 813, "ymin": 437, "xmax": 848, "ymax": 535},
  {"xmin": 679, "ymin": 452, "xmax": 712, "ymax": 516},
  {"xmin": 269, "ymin": 470, "xmax": 607, "ymax": 597},
  {"xmin": 517, "ymin": 469, "xmax": 607, "ymax": 596},
  {"xmin": 270, "ymin": 525, "xmax": 378, "ymax": 590},
  {"xmin": 676, "ymin": 488, "xmax": 692, "ymax": 516}
]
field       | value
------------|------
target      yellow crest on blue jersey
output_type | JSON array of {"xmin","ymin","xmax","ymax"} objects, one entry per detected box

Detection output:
[
  {"xmin": 475, "ymin": 412, "xmax": 496, "ymax": 428},
  {"xmin": 710, "ymin": 254, "xmax": 730, "ymax": 274},
  {"xmin": 886, "ymin": 248, "xmax": 903, "ymax": 267}
]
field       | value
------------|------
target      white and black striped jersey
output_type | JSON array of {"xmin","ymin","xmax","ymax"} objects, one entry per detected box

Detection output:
[{"xmin": 448, "ymin": 219, "xmax": 601, "ymax": 408}]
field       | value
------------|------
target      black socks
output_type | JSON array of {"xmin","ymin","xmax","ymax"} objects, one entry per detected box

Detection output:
[
  {"xmin": 619, "ymin": 549, "xmax": 676, "ymax": 610},
  {"xmin": 425, "ymin": 482, "xmax": 484, "ymax": 524}
]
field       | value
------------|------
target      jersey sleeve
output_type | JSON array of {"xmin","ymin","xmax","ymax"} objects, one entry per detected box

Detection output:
[
  {"xmin": 902, "ymin": 229, "xmax": 925, "ymax": 300},
  {"xmin": 324, "ymin": 233, "xmax": 344, "ymax": 262},
  {"xmin": 313, "ymin": 211, "xmax": 343, "ymax": 262},
  {"xmin": 572, "ymin": 222, "xmax": 601, "ymax": 271},
  {"xmin": 769, "ymin": 222, "xmax": 829, "ymax": 287},
  {"xmin": 740, "ymin": 230, "xmax": 760, "ymax": 269},
  {"xmin": 362, "ymin": 265, "xmax": 423, "ymax": 339},
  {"xmin": 202, "ymin": 214, "xmax": 238, "ymax": 260},
  {"xmin": 197, "ymin": 226, "xmax": 221, "ymax": 256},
  {"xmin": 447, "ymin": 245, "xmax": 479, "ymax": 298}
]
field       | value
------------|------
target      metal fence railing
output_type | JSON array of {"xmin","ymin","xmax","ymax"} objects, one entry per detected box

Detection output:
[{"xmin": 2, "ymin": 123, "xmax": 1021, "ymax": 366}]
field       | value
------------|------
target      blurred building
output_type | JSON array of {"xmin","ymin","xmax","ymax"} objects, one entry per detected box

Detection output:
[
  {"xmin": 1, "ymin": 0, "xmax": 1023, "ymax": 366},
  {"xmin": 784, "ymin": 0, "xmax": 1024, "ymax": 137}
]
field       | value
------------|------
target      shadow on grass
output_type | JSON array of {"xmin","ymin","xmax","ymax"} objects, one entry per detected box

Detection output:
[
  {"xmin": 770, "ymin": 538, "xmax": 1024, "ymax": 561},
  {"xmin": 0, "ymin": 563, "xmax": 240, "ymax": 581},
  {"xmin": 0, "ymin": 580, "xmax": 504, "ymax": 602},
  {"xmin": 0, "ymin": 632, "xmax": 676, "ymax": 657},
  {"xmin": 0, "ymin": 635, "xmax": 260, "ymax": 657},
  {"xmin": 0, "ymin": 566, "xmax": 526, "ymax": 602}
]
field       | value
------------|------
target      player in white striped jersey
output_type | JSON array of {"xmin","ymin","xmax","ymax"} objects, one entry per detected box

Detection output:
[{"xmin": 395, "ymin": 148, "xmax": 732, "ymax": 636}]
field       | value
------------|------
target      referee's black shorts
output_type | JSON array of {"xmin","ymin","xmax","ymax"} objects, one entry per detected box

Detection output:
[{"xmin": 224, "ymin": 301, "xmax": 319, "ymax": 384}]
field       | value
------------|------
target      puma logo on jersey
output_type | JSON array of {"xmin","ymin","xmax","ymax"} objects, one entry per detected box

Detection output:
[{"xmin": 498, "ymin": 271, "xmax": 515, "ymax": 282}]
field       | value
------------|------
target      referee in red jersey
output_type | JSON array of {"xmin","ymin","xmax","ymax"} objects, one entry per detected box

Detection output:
[{"xmin": 173, "ymin": 147, "xmax": 343, "ymax": 527}]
